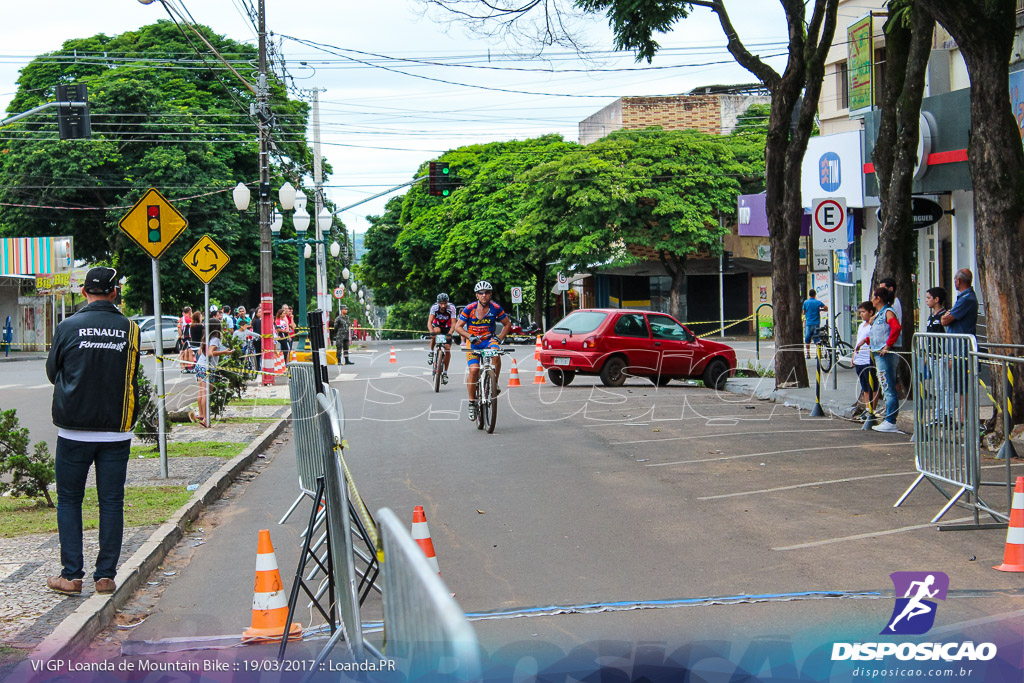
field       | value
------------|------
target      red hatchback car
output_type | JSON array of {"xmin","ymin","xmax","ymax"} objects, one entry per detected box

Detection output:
[{"xmin": 539, "ymin": 309, "xmax": 736, "ymax": 389}]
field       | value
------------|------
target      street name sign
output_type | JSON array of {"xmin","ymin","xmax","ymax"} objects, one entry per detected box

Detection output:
[
  {"xmin": 119, "ymin": 188, "xmax": 188, "ymax": 259},
  {"xmin": 183, "ymin": 234, "xmax": 230, "ymax": 284},
  {"xmin": 812, "ymin": 197, "xmax": 848, "ymax": 250}
]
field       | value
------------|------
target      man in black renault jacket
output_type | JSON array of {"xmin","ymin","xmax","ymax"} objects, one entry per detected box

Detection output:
[{"xmin": 45, "ymin": 267, "xmax": 141, "ymax": 597}]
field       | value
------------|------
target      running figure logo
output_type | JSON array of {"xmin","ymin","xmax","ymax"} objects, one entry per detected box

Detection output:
[{"xmin": 882, "ymin": 571, "xmax": 949, "ymax": 635}]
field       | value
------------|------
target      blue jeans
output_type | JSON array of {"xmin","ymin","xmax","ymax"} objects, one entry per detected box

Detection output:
[
  {"xmin": 873, "ymin": 352, "xmax": 900, "ymax": 424},
  {"xmin": 55, "ymin": 437, "xmax": 130, "ymax": 581}
]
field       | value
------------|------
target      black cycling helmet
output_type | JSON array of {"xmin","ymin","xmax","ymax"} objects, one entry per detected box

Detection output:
[{"xmin": 437, "ymin": 293, "xmax": 449, "ymax": 302}]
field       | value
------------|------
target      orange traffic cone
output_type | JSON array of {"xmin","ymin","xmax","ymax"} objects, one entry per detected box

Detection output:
[
  {"xmin": 275, "ymin": 352, "xmax": 287, "ymax": 375},
  {"xmin": 534, "ymin": 335, "xmax": 542, "ymax": 360},
  {"xmin": 533, "ymin": 358, "xmax": 546, "ymax": 385},
  {"xmin": 995, "ymin": 476, "xmax": 1024, "ymax": 572},
  {"xmin": 242, "ymin": 530, "xmax": 303, "ymax": 642},
  {"xmin": 389, "ymin": 346, "xmax": 397, "ymax": 364},
  {"xmin": 411, "ymin": 506, "xmax": 441, "ymax": 576},
  {"xmin": 507, "ymin": 357, "xmax": 522, "ymax": 387}
]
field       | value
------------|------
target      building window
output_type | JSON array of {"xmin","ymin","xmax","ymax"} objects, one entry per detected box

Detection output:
[{"xmin": 836, "ymin": 61, "xmax": 850, "ymax": 110}]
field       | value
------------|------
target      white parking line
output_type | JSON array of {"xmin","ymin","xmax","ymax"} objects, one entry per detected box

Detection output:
[
  {"xmin": 646, "ymin": 444, "xmax": 912, "ymax": 468},
  {"xmin": 771, "ymin": 517, "xmax": 975, "ymax": 551},
  {"xmin": 611, "ymin": 427, "xmax": 865, "ymax": 446},
  {"xmin": 0, "ymin": 384, "xmax": 21, "ymax": 390},
  {"xmin": 698, "ymin": 469, "xmax": 919, "ymax": 499},
  {"xmin": 27, "ymin": 383, "xmax": 51, "ymax": 389},
  {"xmin": 379, "ymin": 372, "xmax": 400, "ymax": 379},
  {"xmin": 335, "ymin": 373, "xmax": 358, "ymax": 381}
]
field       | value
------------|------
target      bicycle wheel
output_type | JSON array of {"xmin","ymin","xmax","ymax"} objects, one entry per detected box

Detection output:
[
  {"xmin": 817, "ymin": 340, "xmax": 834, "ymax": 374},
  {"xmin": 836, "ymin": 340, "xmax": 855, "ymax": 370},
  {"xmin": 483, "ymin": 368, "xmax": 498, "ymax": 433},
  {"xmin": 432, "ymin": 350, "xmax": 442, "ymax": 393}
]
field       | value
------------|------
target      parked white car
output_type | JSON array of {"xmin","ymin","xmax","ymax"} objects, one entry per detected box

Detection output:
[{"xmin": 129, "ymin": 315, "xmax": 181, "ymax": 353}]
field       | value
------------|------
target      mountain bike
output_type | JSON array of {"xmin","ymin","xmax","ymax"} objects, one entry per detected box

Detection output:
[
  {"xmin": 431, "ymin": 334, "xmax": 450, "ymax": 393},
  {"xmin": 470, "ymin": 347, "xmax": 513, "ymax": 434},
  {"xmin": 815, "ymin": 313, "xmax": 854, "ymax": 373}
]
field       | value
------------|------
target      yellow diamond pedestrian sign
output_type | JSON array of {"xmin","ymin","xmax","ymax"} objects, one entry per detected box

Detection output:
[
  {"xmin": 183, "ymin": 235, "xmax": 230, "ymax": 284},
  {"xmin": 118, "ymin": 188, "xmax": 188, "ymax": 259}
]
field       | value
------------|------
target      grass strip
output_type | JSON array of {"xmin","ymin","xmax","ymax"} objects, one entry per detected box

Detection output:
[
  {"xmin": 227, "ymin": 398, "xmax": 290, "ymax": 406},
  {"xmin": 131, "ymin": 441, "xmax": 246, "ymax": 459},
  {"xmin": 0, "ymin": 486, "xmax": 192, "ymax": 538}
]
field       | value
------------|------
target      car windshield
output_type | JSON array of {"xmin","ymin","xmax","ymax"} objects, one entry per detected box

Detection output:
[{"xmin": 551, "ymin": 311, "xmax": 606, "ymax": 334}]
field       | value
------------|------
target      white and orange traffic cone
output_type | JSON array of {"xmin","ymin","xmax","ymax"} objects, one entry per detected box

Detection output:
[
  {"xmin": 533, "ymin": 358, "xmax": 546, "ymax": 385},
  {"xmin": 995, "ymin": 476, "xmax": 1024, "ymax": 572},
  {"xmin": 411, "ymin": 506, "xmax": 441, "ymax": 576},
  {"xmin": 389, "ymin": 346, "xmax": 397, "ymax": 364},
  {"xmin": 534, "ymin": 335, "xmax": 543, "ymax": 360},
  {"xmin": 270, "ymin": 351, "xmax": 286, "ymax": 376},
  {"xmin": 507, "ymin": 357, "xmax": 522, "ymax": 387},
  {"xmin": 242, "ymin": 529, "xmax": 303, "ymax": 642}
]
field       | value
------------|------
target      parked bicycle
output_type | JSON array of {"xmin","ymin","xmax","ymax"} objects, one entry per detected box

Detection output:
[
  {"xmin": 470, "ymin": 347, "xmax": 513, "ymax": 433},
  {"xmin": 816, "ymin": 313, "xmax": 854, "ymax": 373},
  {"xmin": 431, "ymin": 333, "xmax": 451, "ymax": 393}
]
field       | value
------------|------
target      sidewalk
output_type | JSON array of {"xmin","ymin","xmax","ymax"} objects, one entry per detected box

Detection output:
[{"xmin": 0, "ymin": 381, "xmax": 292, "ymax": 676}]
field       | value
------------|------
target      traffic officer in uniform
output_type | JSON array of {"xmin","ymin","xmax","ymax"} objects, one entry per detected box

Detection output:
[{"xmin": 332, "ymin": 304, "xmax": 354, "ymax": 365}]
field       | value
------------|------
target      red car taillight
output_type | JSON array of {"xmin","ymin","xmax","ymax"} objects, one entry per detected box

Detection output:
[
  {"xmin": 542, "ymin": 337, "xmax": 550, "ymax": 349},
  {"xmin": 582, "ymin": 335, "xmax": 597, "ymax": 349}
]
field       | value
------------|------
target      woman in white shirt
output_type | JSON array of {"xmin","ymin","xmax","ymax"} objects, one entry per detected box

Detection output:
[
  {"xmin": 851, "ymin": 301, "xmax": 879, "ymax": 418},
  {"xmin": 191, "ymin": 323, "xmax": 231, "ymax": 425}
]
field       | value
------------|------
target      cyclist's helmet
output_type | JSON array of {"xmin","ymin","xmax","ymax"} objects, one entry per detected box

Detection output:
[
  {"xmin": 474, "ymin": 280, "xmax": 493, "ymax": 293},
  {"xmin": 437, "ymin": 293, "xmax": 449, "ymax": 303}
]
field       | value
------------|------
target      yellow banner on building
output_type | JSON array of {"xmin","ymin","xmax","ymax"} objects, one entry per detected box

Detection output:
[{"xmin": 848, "ymin": 15, "xmax": 874, "ymax": 113}]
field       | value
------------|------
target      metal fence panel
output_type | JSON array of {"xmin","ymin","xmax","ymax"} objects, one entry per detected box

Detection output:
[
  {"xmin": 377, "ymin": 507, "xmax": 480, "ymax": 681},
  {"xmin": 288, "ymin": 363, "xmax": 328, "ymax": 496}
]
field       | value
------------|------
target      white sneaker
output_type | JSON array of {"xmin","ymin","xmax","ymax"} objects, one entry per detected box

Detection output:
[{"xmin": 872, "ymin": 421, "xmax": 900, "ymax": 433}]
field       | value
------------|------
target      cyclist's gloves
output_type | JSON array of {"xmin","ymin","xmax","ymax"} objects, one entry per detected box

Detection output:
[{"xmin": 469, "ymin": 335, "xmax": 480, "ymax": 345}]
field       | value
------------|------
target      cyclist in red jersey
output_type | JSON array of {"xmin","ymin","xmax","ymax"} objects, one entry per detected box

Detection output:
[
  {"xmin": 453, "ymin": 280, "xmax": 511, "ymax": 420},
  {"xmin": 427, "ymin": 293, "xmax": 457, "ymax": 384}
]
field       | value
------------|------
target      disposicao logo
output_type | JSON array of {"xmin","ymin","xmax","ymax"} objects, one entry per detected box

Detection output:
[
  {"xmin": 831, "ymin": 571, "xmax": 998, "ymax": 663},
  {"xmin": 882, "ymin": 571, "xmax": 948, "ymax": 635}
]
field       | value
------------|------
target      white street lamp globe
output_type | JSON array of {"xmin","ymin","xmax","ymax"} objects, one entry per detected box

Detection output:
[
  {"xmin": 342, "ymin": 267, "xmax": 350, "ymax": 280},
  {"xmin": 330, "ymin": 241, "xmax": 341, "ymax": 258},
  {"xmin": 303, "ymin": 244, "xmax": 312, "ymax": 259},
  {"xmin": 293, "ymin": 210, "xmax": 311, "ymax": 233},
  {"xmin": 358, "ymin": 288, "xmax": 363, "ymax": 298},
  {"xmin": 317, "ymin": 208, "xmax": 332, "ymax": 231},
  {"xmin": 293, "ymin": 190, "xmax": 308, "ymax": 214},
  {"xmin": 232, "ymin": 182, "xmax": 251, "ymax": 211},
  {"xmin": 271, "ymin": 213, "xmax": 284, "ymax": 235},
  {"xmin": 278, "ymin": 182, "xmax": 296, "ymax": 211}
]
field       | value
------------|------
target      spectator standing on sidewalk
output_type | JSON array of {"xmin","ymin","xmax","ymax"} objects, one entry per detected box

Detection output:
[
  {"xmin": 879, "ymin": 277, "xmax": 904, "ymax": 346},
  {"xmin": 332, "ymin": 304, "xmax": 354, "ymax": 365},
  {"xmin": 221, "ymin": 305, "xmax": 235, "ymax": 332},
  {"xmin": 251, "ymin": 306, "xmax": 263, "ymax": 372},
  {"xmin": 925, "ymin": 287, "xmax": 948, "ymax": 333},
  {"xmin": 940, "ymin": 269, "xmax": 979, "ymax": 336},
  {"xmin": 851, "ymin": 300, "xmax": 879, "ymax": 418},
  {"xmin": 802, "ymin": 289, "xmax": 828, "ymax": 358},
  {"xmin": 869, "ymin": 287, "xmax": 903, "ymax": 433},
  {"xmin": 44, "ymin": 267, "xmax": 141, "ymax": 597}
]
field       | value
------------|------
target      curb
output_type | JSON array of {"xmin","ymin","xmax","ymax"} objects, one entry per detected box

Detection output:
[
  {"xmin": 15, "ymin": 411, "xmax": 292, "ymax": 675},
  {"xmin": 724, "ymin": 377, "xmax": 858, "ymax": 420}
]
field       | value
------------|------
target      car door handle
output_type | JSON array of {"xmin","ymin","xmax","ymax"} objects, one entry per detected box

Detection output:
[{"xmin": 654, "ymin": 341, "xmax": 661, "ymax": 346}]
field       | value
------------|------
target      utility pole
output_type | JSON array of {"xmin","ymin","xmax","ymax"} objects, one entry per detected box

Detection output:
[
  {"xmin": 257, "ymin": 0, "xmax": 275, "ymax": 384},
  {"xmin": 312, "ymin": 89, "xmax": 329, "ymax": 341}
]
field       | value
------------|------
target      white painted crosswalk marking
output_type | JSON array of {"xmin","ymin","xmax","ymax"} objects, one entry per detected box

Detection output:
[{"xmin": 335, "ymin": 373, "xmax": 358, "ymax": 382}]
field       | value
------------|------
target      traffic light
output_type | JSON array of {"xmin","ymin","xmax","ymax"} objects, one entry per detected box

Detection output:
[
  {"xmin": 722, "ymin": 250, "xmax": 734, "ymax": 271},
  {"xmin": 428, "ymin": 161, "xmax": 452, "ymax": 197},
  {"xmin": 147, "ymin": 205, "xmax": 161, "ymax": 243},
  {"xmin": 55, "ymin": 84, "xmax": 91, "ymax": 140}
]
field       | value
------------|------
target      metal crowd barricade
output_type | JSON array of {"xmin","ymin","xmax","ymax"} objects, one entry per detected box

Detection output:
[
  {"xmin": 376, "ymin": 507, "xmax": 481, "ymax": 681},
  {"xmin": 897, "ymin": 332, "xmax": 1006, "ymax": 528},
  {"xmin": 280, "ymin": 363, "xmax": 328, "ymax": 525}
]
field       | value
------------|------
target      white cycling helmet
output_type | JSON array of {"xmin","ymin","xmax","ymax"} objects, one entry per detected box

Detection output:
[{"xmin": 473, "ymin": 280, "xmax": 493, "ymax": 293}]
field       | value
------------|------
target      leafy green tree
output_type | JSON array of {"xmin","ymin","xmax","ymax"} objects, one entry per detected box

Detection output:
[
  {"xmin": 0, "ymin": 409, "xmax": 55, "ymax": 507},
  {"xmin": 521, "ymin": 128, "xmax": 745, "ymax": 320},
  {"xmin": 0, "ymin": 21, "xmax": 319, "ymax": 314}
]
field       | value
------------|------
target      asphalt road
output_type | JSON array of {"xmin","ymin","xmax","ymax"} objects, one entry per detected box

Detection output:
[{"xmin": 81, "ymin": 340, "xmax": 1024, "ymax": 676}]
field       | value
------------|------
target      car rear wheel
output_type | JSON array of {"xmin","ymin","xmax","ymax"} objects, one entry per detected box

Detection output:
[
  {"xmin": 702, "ymin": 358, "xmax": 729, "ymax": 391},
  {"xmin": 599, "ymin": 357, "xmax": 627, "ymax": 387},
  {"xmin": 547, "ymin": 368, "xmax": 576, "ymax": 386}
]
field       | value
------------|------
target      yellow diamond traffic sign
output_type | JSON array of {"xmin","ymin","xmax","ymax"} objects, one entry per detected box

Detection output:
[
  {"xmin": 183, "ymin": 235, "xmax": 230, "ymax": 284},
  {"xmin": 118, "ymin": 188, "xmax": 188, "ymax": 259}
]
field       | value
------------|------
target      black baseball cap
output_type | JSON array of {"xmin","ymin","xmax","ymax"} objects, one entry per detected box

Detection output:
[{"xmin": 83, "ymin": 267, "xmax": 118, "ymax": 294}]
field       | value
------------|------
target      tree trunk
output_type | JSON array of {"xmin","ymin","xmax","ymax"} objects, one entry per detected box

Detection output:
[
  {"xmin": 658, "ymin": 252, "xmax": 686, "ymax": 321},
  {"xmin": 918, "ymin": 0, "xmax": 1024, "ymax": 427},
  {"xmin": 871, "ymin": 4, "xmax": 933, "ymax": 392}
]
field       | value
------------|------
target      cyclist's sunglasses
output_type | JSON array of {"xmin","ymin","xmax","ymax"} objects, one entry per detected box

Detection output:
[{"xmin": 475, "ymin": 290, "xmax": 491, "ymax": 295}]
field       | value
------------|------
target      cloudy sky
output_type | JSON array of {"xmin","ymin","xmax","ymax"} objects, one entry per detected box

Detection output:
[{"xmin": 0, "ymin": 0, "xmax": 817, "ymax": 235}]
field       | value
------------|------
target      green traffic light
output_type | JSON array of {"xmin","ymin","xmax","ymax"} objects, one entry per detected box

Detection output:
[{"xmin": 442, "ymin": 167, "xmax": 449, "ymax": 175}]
